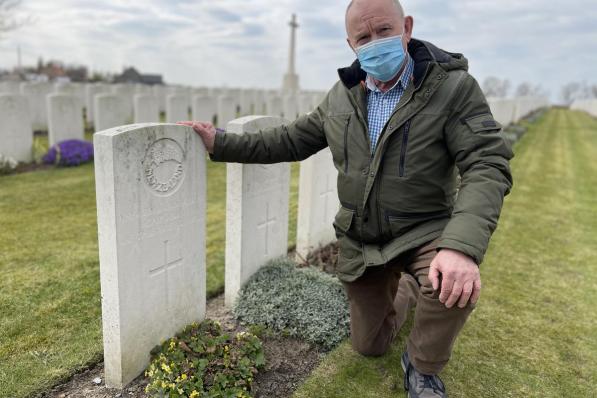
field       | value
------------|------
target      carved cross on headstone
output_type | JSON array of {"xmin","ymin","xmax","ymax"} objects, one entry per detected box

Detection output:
[
  {"xmin": 149, "ymin": 239, "xmax": 183, "ymax": 310},
  {"xmin": 257, "ymin": 203, "xmax": 277, "ymax": 256},
  {"xmin": 319, "ymin": 173, "xmax": 336, "ymax": 222}
]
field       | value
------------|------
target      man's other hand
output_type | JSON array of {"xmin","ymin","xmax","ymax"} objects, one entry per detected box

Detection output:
[
  {"xmin": 177, "ymin": 121, "xmax": 216, "ymax": 154},
  {"xmin": 428, "ymin": 248, "xmax": 481, "ymax": 309}
]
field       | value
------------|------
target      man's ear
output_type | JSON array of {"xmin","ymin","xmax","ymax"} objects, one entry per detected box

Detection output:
[{"xmin": 404, "ymin": 16, "xmax": 414, "ymax": 42}]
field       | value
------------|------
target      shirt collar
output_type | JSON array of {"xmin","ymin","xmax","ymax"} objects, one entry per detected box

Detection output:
[{"xmin": 365, "ymin": 54, "xmax": 413, "ymax": 93}]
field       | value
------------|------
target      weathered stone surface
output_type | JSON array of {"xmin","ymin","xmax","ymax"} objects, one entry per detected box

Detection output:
[
  {"xmin": 94, "ymin": 123, "xmax": 207, "ymax": 388},
  {"xmin": 296, "ymin": 148, "xmax": 339, "ymax": 259},
  {"xmin": 47, "ymin": 94, "xmax": 84, "ymax": 146},
  {"xmin": 0, "ymin": 94, "xmax": 33, "ymax": 162},
  {"xmin": 224, "ymin": 116, "xmax": 290, "ymax": 307}
]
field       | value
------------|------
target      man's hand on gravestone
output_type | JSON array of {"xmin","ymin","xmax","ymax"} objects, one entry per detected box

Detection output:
[
  {"xmin": 177, "ymin": 121, "xmax": 216, "ymax": 154},
  {"xmin": 428, "ymin": 248, "xmax": 481, "ymax": 309}
]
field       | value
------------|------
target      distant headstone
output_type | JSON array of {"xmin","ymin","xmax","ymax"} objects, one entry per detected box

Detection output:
[
  {"xmin": 192, "ymin": 96, "xmax": 217, "ymax": 125},
  {"xmin": 94, "ymin": 123, "xmax": 207, "ymax": 388},
  {"xmin": 266, "ymin": 95, "xmax": 283, "ymax": 118},
  {"xmin": 20, "ymin": 82, "xmax": 52, "ymax": 131},
  {"xmin": 283, "ymin": 95, "xmax": 298, "ymax": 121},
  {"xmin": 0, "ymin": 81, "xmax": 22, "ymax": 94},
  {"xmin": 299, "ymin": 94, "xmax": 314, "ymax": 115},
  {"xmin": 47, "ymin": 94, "xmax": 85, "ymax": 146},
  {"xmin": 111, "ymin": 84, "xmax": 135, "ymax": 122},
  {"xmin": 296, "ymin": 148, "xmax": 339, "ymax": 259},
  {"xmin": 86, "ymin": 84, "xmax": 110, "ymax": 125},
  {"xmin": 0, "ymin": 94, "xmax": 33, "ymax": 162},
  {"xmin": 134, "ymin": 94, "xmax": 160, "ymax": 123},
  {"xmin": 166, "ymin": 94, "xmax": 189, "ymax": 123},
  {"xmin": 488, "ymin": 98, "xmax": 516, "ymax": 127},
  {"xmin": 94, "ymin": 94, "xmax": 129, "ymax": 132},
  {"xmin": 224, "ymin": 115, "xmax": 291, "ymax": 307},
  {"xmin": 217, "ymin": 96, "xmax": 236, "ymax": 128}
]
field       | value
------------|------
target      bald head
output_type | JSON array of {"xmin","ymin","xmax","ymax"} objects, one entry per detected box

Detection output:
[
  {"xmin": 346, "ymin": 0, "xmax": 404, "ymax": 23},
  {"xmin": 345, "ymin": 0, "xmax": 412, "ymax": 51}
]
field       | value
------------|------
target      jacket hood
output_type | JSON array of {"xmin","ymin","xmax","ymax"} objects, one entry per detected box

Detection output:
[{"xmin": 338, "ymin": 38, "xmax": 469, "ymax": 89}]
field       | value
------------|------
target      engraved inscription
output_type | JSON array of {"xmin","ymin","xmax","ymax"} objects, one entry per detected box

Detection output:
[{"xmin": 144, "ymin": 138, "xmax": 185, "ymax": 196}]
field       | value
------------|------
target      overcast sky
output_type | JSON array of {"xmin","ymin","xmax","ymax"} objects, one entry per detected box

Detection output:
[{"xmin": 1, "ymin": 0, "xmax": 596, "ymax": 100}]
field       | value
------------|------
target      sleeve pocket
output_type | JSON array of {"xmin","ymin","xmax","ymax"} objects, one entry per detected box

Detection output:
[{"xmin": 462, "ymin": 113, "xmax": 502, "ymax": 133}]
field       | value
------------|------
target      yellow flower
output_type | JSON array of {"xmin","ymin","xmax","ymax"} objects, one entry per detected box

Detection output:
[
  {"xmin": 190, "ymin": 390, "xmax": 200, "ymax": 398},
  {"xmin": 169, "ymin": 340, "xmax": 176, "ymax": 350},
  {"xmin": 161, "ymin": 363, "xmax": 172, "ymax": 373},
  {"xmin": 178, "ymin": 388, "xmax": 184, "ymax": 394},
  {"xmin": 181, "ymin": 373, "xmax": 188, "ymax": 380}
]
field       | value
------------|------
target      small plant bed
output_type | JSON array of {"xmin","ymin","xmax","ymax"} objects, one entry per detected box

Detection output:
[{"xmin": 233, "ymin": 258, "xmax": 350, "ymax": 351}]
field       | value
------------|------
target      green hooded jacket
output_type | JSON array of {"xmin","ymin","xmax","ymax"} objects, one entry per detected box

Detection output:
[{"xmin": 210, "ymin": 39, "xmax": 514, "ymax": 282}]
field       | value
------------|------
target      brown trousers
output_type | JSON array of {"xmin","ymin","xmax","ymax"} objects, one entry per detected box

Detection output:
[{"xmin": 341, "ymin": 239, "xmax": 475, "ymax": 375}]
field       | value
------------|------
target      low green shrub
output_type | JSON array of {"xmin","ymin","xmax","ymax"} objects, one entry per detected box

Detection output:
[
  {"xmin": 233, "ymin": 258, "xmax": 350, "ymax": 351},
  {"xmin": 144, "ymin": 319, "xmax": 265, "ymax": 398}
]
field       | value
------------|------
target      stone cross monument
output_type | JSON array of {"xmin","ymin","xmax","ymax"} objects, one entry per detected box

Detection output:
[{"xmin": 282, "ymin": 14, "xmax": 300, "ymax": 94}]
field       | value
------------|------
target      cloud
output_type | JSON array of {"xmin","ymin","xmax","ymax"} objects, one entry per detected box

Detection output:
[{"xmin": 0, "ymin": 0, "xmax": 595, "ymax": 98}]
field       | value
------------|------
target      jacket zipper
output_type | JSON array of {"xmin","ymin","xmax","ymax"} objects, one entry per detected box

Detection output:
[
  {"xmin": 343, "ymin": 116, "xmax": 351, "ymax": 174},
  {"xmin": 399, "ymin": 120, "xmax": 412, "ymax": 177}
]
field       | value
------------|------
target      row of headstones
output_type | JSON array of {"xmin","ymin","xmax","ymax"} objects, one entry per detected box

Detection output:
[
  {"xmin": 0, "ymin": 82, "xmax": 326, "ymax": 163},
  {"xmin": 94, "ymin": 116, "xmax": 338, "ymax": 388},
  {"xmin": 0, "ymin": 80, "xmax": 326, "ymax": 127},
  {"xmin": 570, "ymin": 99, "xmax": 597, "ymax": 117},
  {"xmin": 487, "ymin": 96, "xmax": 550, "ymax": 127}
]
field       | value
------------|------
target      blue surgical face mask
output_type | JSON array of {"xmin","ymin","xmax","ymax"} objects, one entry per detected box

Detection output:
[{"xmin": 356, "ymin": 35, "xmax": 406, "ymax": 82}]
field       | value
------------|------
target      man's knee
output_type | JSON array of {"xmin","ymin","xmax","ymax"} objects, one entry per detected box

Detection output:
[{"xmin": 351, "ymin": 336, "xmax": 391, "ymax": 357}]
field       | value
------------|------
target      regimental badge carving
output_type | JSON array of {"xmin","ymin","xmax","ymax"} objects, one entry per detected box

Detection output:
[{"xmin": 143, "ymin": 138, "xmax": 185, "ymax": 196}]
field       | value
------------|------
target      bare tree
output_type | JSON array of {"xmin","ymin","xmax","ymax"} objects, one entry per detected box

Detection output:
[
  {"xmin": 0, "ymin": 0, "xmax": 25, "ymax": 38},
  {"xmin": 482, "ymin": 76, "xmax": 510, "ymax": 98},
  {"xmin": 515, "ymin": 82, "xmax": 533, "ymax": 97},
  {"xmin": 560, "ymin": 82, "xmax": 583, "ymax": 105}
]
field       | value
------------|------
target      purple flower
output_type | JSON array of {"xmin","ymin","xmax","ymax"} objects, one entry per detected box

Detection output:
[{"xmin": 43, "ymin": 139, "xmax": 94, "ymax": 167}]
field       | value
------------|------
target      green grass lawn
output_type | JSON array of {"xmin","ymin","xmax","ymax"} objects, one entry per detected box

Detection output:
[
  {"xmin": 0, "ymin": 132, "xmax": 300, "ymax": 398},
  {"xmin": 293, "ymin": 108, "xmax": 597, "ymax": 397}
]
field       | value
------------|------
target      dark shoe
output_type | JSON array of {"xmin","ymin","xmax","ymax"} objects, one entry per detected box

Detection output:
[{"xmin": 401, "ymin": 352, "xmax": 447, "ymax": 398}]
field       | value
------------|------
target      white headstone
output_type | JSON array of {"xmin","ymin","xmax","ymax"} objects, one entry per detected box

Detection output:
[
  {"xmin": 487, "ymin": 98, "xmax": 515, "ymax": 127},
  {"xmin": 94, "ymin": 94, "xmax": 129, "ymax": 132},
  {"xmin": 0, "ymin": 81, "xmax": 22, "ymax": 94},
  {"xmin": 20, "ymin": 82, "xmax": 52, "ymax": 131},
  {"xmin": 47, "ymin": 94, "xmax": 85, "ymax": 146},
  {"xmin": 266, "ymin": 95, "xmax": 283, "ymax": 118},
  {"xmin": 0, "ymin": 94, "xmax": 33, "ymax": 162},
  {"xmin": 94, "ymin": 123, "xmax": 207, "ymax": 388},
  {"xmin": 192, "ymin": 95, "xmax": 217, "ymax": 124},
  {"xmin": 111, "ymin": 84, "xmax": 135, "ymax": 122},
  {"xmin": 86, "ymin": 83, "xmax": 110, "ymax": 125},
  {"xmin": 134, "ymin": 94, "xmax": 160, "ymax": 123},
  {"xmin": 217, "ymin": 96, "xmax": 236, "ymax": 128},
  {"xmin": 166, "ymin": 94, "xmax": 189, "ymax": 123},
  {"xmin": 283, "ymin": 94, "xmax": 298, "ymax": 121},
  {"xmin": 296, "ymin": 148, "xmax": 339, "ymax": 259},
  {"xmin": 299, "ymin": 94, "xmax": 314, "ymax": 115},
  {"xmin": 152, "ymin": 85, "xmax": 167, "ymax": 113},
  {"xmin": 224, "ymin": 116, "xmax": 291, "ymax": 307}
]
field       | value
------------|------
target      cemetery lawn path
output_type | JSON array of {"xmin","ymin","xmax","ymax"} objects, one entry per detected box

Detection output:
[
  {"xmin": 0, "ymin": 138, "xmax": 300, "ymax": 398},
  {"xmin": 294, "ymin": 108, "xmax": 597, "ymax": 398}
]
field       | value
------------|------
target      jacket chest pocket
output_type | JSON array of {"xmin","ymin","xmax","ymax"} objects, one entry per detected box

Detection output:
[
  {"xmin": 325, "ymin": 113, "xmax": 353, "ymax": 174},
  {"xmin": 398, "ymin": 119, "xmax": 412, "ymax": 177}
]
